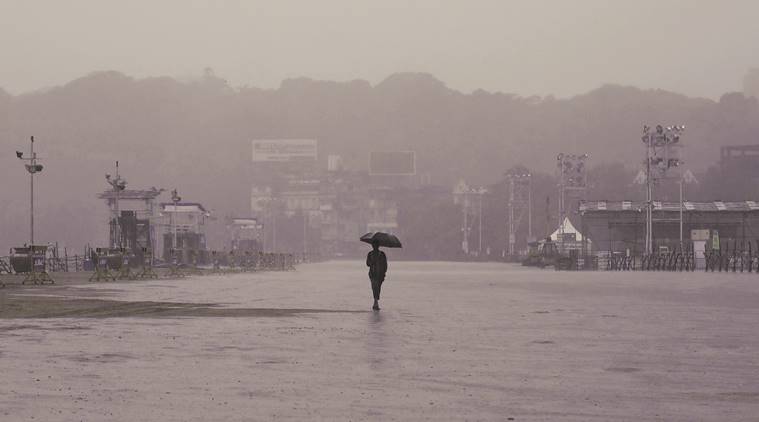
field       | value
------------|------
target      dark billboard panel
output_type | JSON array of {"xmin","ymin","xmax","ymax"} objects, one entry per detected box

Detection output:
[{"xmin": 369, "ymin": 151, "xmax": 416, "ymax": 175}]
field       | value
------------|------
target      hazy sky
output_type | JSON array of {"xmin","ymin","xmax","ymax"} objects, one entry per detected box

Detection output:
[{"xmin": 1, "ymin": 0, "xmax": 757, "ymax": 98}]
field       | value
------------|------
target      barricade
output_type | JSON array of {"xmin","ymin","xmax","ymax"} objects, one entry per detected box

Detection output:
[{"xmin": 137, "ymin": 248, "xmax": 159, "ymax": 279}]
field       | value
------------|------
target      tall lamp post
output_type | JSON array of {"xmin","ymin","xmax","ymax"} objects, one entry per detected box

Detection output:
[
  {"xmin": 16, "ymin": 136, "xmax": 44, "ymax": 247},
  {"xmin": 477, "ymin": 188, "xmax": 486, "ymax": 256},
  {"xmin": 16, "ymin": 136, "xmax": 51, "ymax": 284},
  {"xmin": 170, "ymin": 189, "xmax": 182, "ymax": 252},
  {"xmin": 462, "ymin": 189, "xmax": 470, "ymax": 255}
]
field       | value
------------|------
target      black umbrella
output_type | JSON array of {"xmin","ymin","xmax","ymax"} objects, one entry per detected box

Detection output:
[{"xmin": 360, "ymin": 232, "xmax": 403, "ymax": 248}]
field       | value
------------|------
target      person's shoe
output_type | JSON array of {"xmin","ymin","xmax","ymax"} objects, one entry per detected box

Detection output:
[{"xmin": 372, "ymin": 303, "xmax": 380, "ymax": 311}]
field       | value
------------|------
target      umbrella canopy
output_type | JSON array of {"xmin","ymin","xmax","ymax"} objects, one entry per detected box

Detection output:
[{"xmin": 360, "ymin": 232, "xmax": 403, "ymax": 248}]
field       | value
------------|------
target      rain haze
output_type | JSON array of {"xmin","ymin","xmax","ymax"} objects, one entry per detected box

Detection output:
[
  {"xmin": 3, "ymin": 1, "xmax": 759, "ymax": 421},
  {"xmin": 1, "ymin": 0, "xmax": 759, "ymax": 98}
]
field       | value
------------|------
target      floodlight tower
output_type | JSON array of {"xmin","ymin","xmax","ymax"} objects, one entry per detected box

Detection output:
[
  {"xmin": 105, "ymin": 161, "xmax": 127, "ymax": 248},
  {"xmin": 504, "ymin": 172, "xmax": 532, "ymax": 256},
  {"xmin": 556, "ymin": 153, "xmax": 589, "ymax": 251},
  {"xmin": 641, "ymin": 124, "xmax": 684, "ymax": 254}
]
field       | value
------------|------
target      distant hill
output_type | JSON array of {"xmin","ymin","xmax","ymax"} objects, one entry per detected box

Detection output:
[{"xmin": 1, "ymin": 71, "xmax": 758, "ymax": 251}]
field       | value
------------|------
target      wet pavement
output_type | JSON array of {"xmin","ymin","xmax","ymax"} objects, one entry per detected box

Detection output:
[{"xmin": 2, "ymin": 261, "xmax": 759, "ymax": 421}]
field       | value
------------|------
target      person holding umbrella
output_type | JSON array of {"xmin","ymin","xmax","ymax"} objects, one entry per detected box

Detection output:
[
  {"xmin": 361, "ymin": 232, "xmax": 402, "ymax": 311},
  {"xmin": 366, "ymin": 240, "xmax": 387, "ymax": 310}
]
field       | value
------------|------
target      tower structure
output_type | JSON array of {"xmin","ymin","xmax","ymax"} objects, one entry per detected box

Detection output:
[
  {"xmin": 556, "ymin": 153, "xmax": 589, "ymax": 252},
  {"xmin": 641, "ymin": 124, "xmax": 684, "ymax": 254},
  {"xmin": 504, "ymin": 172, "xmax": 532, "ymax": 256}
]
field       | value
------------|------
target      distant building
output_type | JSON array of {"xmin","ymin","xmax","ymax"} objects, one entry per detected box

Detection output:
[
  {"xmin": 721, "ymin": 145, "xmax": 759, "ymax": 182},
  {"xmin": 248, "ymin": 142, "xmax": 415, "ymax": 257},
  {"xmin": 580, "ymin": 200, "xmax": 759, "ymax": 266},
  {"xmin": 250, "ymin": 167, "xmax": 404, "ymax": 257},
  {"xmin": 365, "ymin": 186, "xmax": 399, "ymax": 234},
  {"xmin": 227, "ymin": 218, "xmax": 262, "ymax": 251},
  {"xmin": 160, "ymin": 202, "xmax": 210, "ymax": 263}
]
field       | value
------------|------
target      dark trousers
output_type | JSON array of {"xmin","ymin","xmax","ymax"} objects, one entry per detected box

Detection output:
[{"xmin": 370, "ymin": 277, "xmax": 384, "ymax": 300}]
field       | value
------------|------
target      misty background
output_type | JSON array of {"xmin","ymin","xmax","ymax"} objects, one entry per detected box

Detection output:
[
  {"xmin": 2, "ymin": 1, "xmax": 759, "ymax": 258},
  {"xmin": 2, "ymin": 0, "xmax": 759, "ymax": 98}
]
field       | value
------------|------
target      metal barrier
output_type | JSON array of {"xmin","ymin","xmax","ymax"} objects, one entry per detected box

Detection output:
[
  {"xmin": 1, "ymin": 248, "xmax": 307, "ymax": 286},
  {"xmin": 0, "ymin": 256, "xmax": 12, "ymax": 275},
  {"xmin": 593, "ymin": 241, "xmax": 759, "ymax": 273},
  {"xmin": 636, "ymin": 251, "xmax": 696, "ymax": 271},
  {"xmin": 704, "ymin": 243, "xmax": 756, "ymax": 273}
]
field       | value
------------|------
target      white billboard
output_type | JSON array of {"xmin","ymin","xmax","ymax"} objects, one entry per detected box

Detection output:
[
  {"xmin": 369, "ymin": 151, "xmax": 416, "ymax": 175},
  {"xmin": 252, "ymin": 139, "xmax": 317, "ymax": 162}
]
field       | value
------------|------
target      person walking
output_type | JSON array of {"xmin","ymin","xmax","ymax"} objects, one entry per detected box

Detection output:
[{"xmin": 366, "ymin": 240, "xmax": 388, "ymax": 310}]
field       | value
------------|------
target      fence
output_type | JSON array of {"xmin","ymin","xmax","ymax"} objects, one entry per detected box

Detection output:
[
  {"xmin": 587, "ymin": 240, "xmax": 759, "ymax": 273},
  {"xmin": 0, "ymin": 250, "xmax": 309, "ymax": 276},
  {"xmin": 0, "ymin": 253, "xmax": 89, "ymax": 274}
]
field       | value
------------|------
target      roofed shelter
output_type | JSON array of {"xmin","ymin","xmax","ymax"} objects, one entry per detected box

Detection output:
[{"xmin": 579, "ymin": 200, "xmax": 759, "ymax": 258}]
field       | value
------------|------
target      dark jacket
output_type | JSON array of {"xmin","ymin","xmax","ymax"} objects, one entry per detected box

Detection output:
[{"xmin": 366, "ymin": 250, "xmax": 387, "ymax": 280}]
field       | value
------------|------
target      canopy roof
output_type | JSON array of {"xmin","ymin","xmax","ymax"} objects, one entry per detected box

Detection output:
[
  {"xmin": 580, "ymin": 200, "xmax": 759, "ymax": 213},
  {"xmin": 550, "ymin": 217, "xmax": 588, "ymax": 242}
]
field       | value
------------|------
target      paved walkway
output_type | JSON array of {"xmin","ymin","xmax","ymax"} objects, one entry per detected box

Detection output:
[{"xmin": 1, "ymin": 261, "xmax": 758, "ymax": 421}]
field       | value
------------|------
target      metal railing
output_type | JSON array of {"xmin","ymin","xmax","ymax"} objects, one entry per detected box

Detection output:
[{"xmin": 0, "ymin": 250, "xmax": 309, "ymax": 278}]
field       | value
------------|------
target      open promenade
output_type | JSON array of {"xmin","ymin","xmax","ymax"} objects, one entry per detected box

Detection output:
[{"xmin": 1, "ymin": 261, "xmax": 759, "ymax": 421}]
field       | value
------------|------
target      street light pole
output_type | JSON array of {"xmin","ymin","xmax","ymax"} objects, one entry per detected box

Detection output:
[
  {"xmin": 508, "ymin": 177, "xmax": 515, "ymax": 256},
  {"xmin": 478, "ymin": 190, "xmax": 483, "ymax": 256},
  {"xmin": 17, "ymin": 136, "xmax": 50, "ymax": 284},
  {"xmin": 527, "ymin": 177, "xmax": 533, "ymax": 241},
  {"xmin": 645, "ymin": 136, "xmax": 653, "ymax": 255},
  {"xmin": 30, "ymin": 137, "xmax": 34, "ymax": 247},
  {"xmin": 17, "ymin": 136, "xmax": 42, "ymax": 247},
  {"xmin": 115, "ymin": 162, "xmax": 120, "ymax": 247},
  {"xmin": 463, "ymin": 191, "xmax": 469, "ymax": 255},
  {"xmin": 171, "ymin": 189, "xmax": 181, "ymax": 251}
]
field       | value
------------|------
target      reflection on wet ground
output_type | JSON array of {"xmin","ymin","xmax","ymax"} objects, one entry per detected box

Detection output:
[{"xmin": 1, "ymin": 261, "xmax": 759, "ymax": 420}]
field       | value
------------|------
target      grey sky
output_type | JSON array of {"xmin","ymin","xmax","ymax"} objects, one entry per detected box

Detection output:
[{"xmin": 1, "ymin": 0, "xmax": 757, "ymax": 98}]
